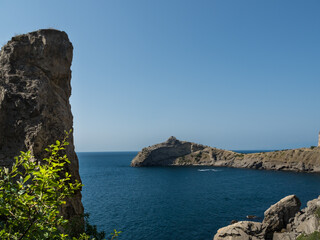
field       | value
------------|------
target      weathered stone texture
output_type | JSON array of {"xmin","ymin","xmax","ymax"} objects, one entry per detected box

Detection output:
[
  {"xmin": 0, "ymin": 29, "xmax": 83, "ymax": 222},
  {"xmin": 213, "ymin": 195, "xmax": 320, "ymax": 240},
  {"xmin": 213, "ymin": 221, "xmax": 264, "ymax": 240},
  {"xmin": 262, "ymin": 195, "xmax": 301, "ymax": 238}
]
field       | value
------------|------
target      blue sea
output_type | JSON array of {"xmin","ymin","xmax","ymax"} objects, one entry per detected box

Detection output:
[{"xmin": 78, "ymin": 151, "xmax": 320, "ymax": 240}]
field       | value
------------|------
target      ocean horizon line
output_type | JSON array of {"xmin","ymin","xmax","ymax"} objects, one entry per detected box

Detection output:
[{"xmin": 76, "ymin": 149, "xmax": 279, "ymax": 153}]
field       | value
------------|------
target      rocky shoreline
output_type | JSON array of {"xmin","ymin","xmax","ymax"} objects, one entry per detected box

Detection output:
[
  {"xmin": 131, "ymin": 137, "xmax": 320, "ymax": 173},
  {"xmin": 213, "ymin": 195, "xmax": 320, "ymax": 240},
  {"xmin": 132, "ymin": 137, "xmax": 320, "ymax": 239}
]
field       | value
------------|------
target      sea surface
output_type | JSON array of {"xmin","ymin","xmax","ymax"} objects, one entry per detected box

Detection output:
[{"xmin": 78, "ymin": 151, "xmax": 320, "ymax": 240}]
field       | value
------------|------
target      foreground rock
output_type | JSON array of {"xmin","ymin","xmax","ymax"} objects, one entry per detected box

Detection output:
[
  {"xmin": 131, "ymin": 137, "xmax": 320, "ymax": 172},
  {"xmin": 263, "ymin": 195, "xmax": 301, "ymax": 238},
  {"xmin": 214, "ymin": 221, "xmax": 264, "ymax": 240},
  {"xmin": 214, "ymin": 195, "xmax": 320, "ymax": 240},
  {"xmin": 0, "ymin": 29, "xmax": 83, "ymax": 227}
]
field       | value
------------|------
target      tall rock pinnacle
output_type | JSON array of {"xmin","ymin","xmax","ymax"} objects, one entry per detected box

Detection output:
[{"xmin": 0, "ymin": 29, "xmax": 83, "ymax": 226}]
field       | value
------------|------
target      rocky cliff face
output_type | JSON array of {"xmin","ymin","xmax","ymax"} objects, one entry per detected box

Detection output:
[
  {"xmin": 0, "ymin": 29, "xmax": 83, "ymax": 223},
  {"xmin": 213, "ymin": 195, "xmax": 320, "ymax": 240},
  {"xmin": 131, "ymin": 137, "xmax": 320, "ymax": 172},
  {"xmin": 131, "ymin": 136, "xmax": 206, "ymax": 166}
]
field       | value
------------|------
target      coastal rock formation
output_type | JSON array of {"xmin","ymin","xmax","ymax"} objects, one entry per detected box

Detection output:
[
  {"xmin": 277, "ymin": 196, "xmax": 320, "ymax": 239},
  {"xmin": 214, "ymin": 195, "xmax": 320, "ymax": 240},
  {"xmin": 0, "ymin": 30, "xmax": 83, "ymax": 224},
  {"xmin": 131, "ymin": 136, "xmax": 206, "ymax": 166},
  {"xmin": 214, "ymin": 221, "xmax": 264, "ymax": 240},
  {"xmin": 262, "ymin": 195, "xmax": 301, "ymax": 238},
  {"xmin": 131, "ymin": 137, "xmax": 320, "ymax": 172}
]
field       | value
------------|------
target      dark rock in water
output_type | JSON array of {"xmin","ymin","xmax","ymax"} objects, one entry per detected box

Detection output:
[
  {"xmin": 230, "ymin": 220, "xmax": 238, "ymax": 224},
  {"xmin": 132, "ymin": 137, "xmax": 320, "ymax": 172},
  {"xmin": 0, "ymin": 29, "xmax": 83, "ymax": 229}
]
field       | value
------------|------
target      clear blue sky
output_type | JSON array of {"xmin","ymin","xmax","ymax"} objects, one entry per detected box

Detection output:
[{"xmin": 1, "ymin": 0, "xmax": 319, "ymax": 151}]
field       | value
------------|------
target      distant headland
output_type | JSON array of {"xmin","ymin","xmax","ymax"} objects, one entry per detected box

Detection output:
[{"xmin": 131, "ymin": 136, "xmax": 320, "ymax": 172}]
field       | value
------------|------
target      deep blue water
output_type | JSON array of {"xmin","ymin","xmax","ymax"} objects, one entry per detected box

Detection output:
[{"xmin": 78, "ymin": 152, "xmax": 320, "ymax": 240}]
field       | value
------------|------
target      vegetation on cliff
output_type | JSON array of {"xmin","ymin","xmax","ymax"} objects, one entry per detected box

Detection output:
[
  {"xmin": 297, "ymin": 232, "xmax": 320, "ymax": 240},
  {"xmin": 0, "ymin": 29, "xmax": 84, "ymax": 224},
  {"xmin": 0, "ymin": 133, "xmax": 117, "ymax": 240}
]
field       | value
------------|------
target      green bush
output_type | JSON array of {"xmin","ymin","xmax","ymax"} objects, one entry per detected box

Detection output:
[
  {"xmin": 297, "ymin": 231, "xmax": 320, "ymax": 240},
  {"xmin": 0, "ymin": 131, "xmax": 120, "ymax": 240},
  {"xmin": 314, "ymin": 207, "xmax": 320, "ymax": 219}
]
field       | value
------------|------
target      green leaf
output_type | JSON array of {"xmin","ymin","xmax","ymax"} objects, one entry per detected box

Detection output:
[{"xmin": 0, "ymin": 130, "xmax": 107, "ymax": 239}]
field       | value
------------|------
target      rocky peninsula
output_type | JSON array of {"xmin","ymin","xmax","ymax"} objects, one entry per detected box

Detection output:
[
  {"xmin": 131, "ymin": 136, "xmax": 320, "ymax": 172},
  {"xmin": 0, "ymin": 29, "xmax": 83, "ymax": 226},
  {"xmin": 132, "ymin": 137, "xmax": 320, "ymax": 239}
]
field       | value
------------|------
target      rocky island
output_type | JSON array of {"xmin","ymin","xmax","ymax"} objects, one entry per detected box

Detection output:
[{"xmin": 131, "ymin": 136, "xmax": 320, "ymax": 172}]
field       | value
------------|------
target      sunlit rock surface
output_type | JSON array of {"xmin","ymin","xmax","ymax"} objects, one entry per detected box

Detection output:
[{"xmin": 0, "ymin": 29, "xmax": 83, "ymax": 226}]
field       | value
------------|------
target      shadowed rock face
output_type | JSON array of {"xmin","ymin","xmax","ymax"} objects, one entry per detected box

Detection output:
[
  {"xmin": 0, "ymin": 29, "xmax": 83, "ymax": 224},
  {"xmin": 131, "ymin": 137, "xmax": 320, "ymax": 172}
]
